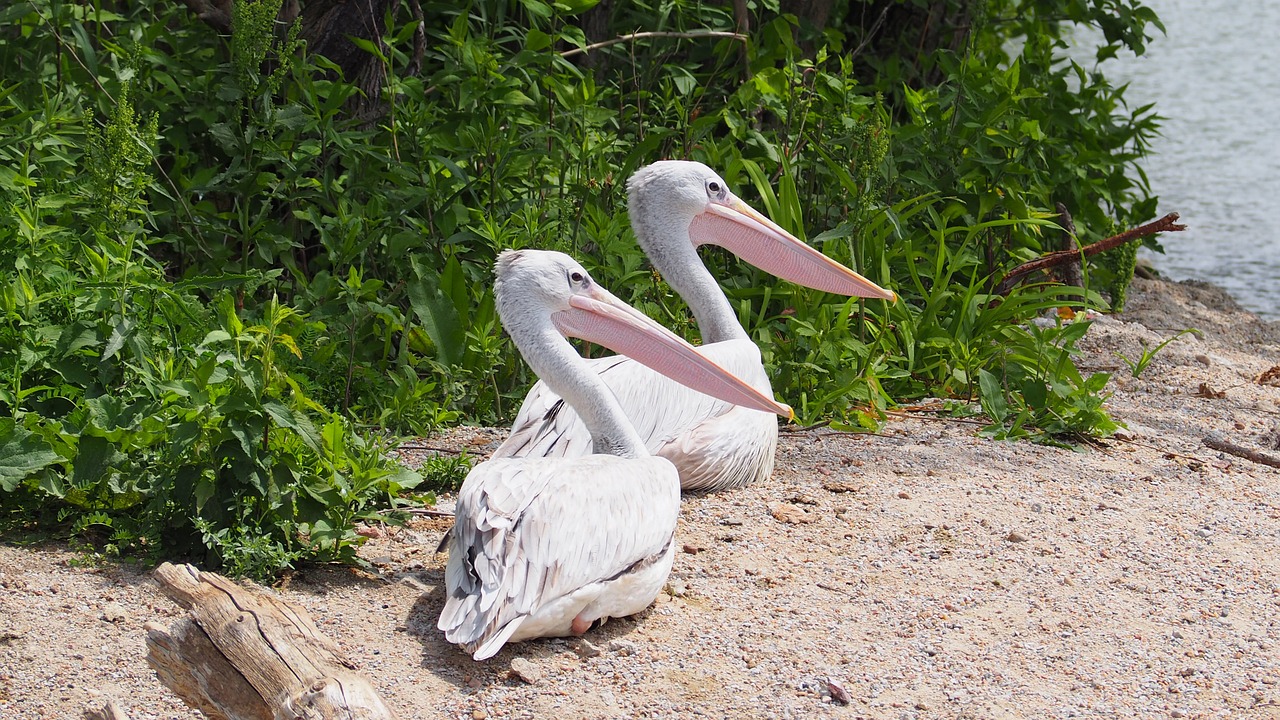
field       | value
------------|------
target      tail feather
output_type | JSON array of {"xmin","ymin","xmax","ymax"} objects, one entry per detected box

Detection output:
[{"xmin": 470, "ymin": 615, "xmax": 526, "ymax": 661}]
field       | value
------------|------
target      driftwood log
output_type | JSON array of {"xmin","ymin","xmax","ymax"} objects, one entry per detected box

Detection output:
[{"xmin": 144, "ymin": 562, "xmax": 396, "ymax": 720}]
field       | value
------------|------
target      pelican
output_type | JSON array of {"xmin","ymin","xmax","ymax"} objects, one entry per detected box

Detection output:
[
  {"xmin": 493, "ymin": 161, "xmax": 895, "ymax": 492},
  {"xmin": 438, "ymin": 249, "xmax": 791, "ymax": 660}
]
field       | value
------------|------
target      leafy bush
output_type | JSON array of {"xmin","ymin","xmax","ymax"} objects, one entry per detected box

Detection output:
[{"xmin": 1, "ymin": 0, "xmax": 1166, "ymax": 575}]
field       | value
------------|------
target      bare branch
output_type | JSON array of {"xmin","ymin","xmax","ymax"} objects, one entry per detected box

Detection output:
[
  {"xmin": 559, "ymin": 30, "xmax": 747, "ymax": 59},
  {"xmin": 1203, "ymin": 434, "xmax": 1280, "ymax": 469},
  {"xmin": 995, "ymin": 212, "xmax": 1186, "ymax": 295}
]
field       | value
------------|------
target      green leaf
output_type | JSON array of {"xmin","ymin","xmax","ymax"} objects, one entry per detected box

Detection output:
[
  {"xmin": 263, "ymin": 400, "xmax": 323, "ymax": 453},
  {"xmin": 526, "ymin": 28, "xmax": 553, "ymax": 52},
  {"xmin": 407, "ymin": 256, "xmax": 465, "ymax": 366},
  {"xmin": 0, "ymin": 419, "xmax": 60, "ymax": 492},
  {"xmin": 72, "ymin": 435, "xmax": 119, "ymax": 488}
]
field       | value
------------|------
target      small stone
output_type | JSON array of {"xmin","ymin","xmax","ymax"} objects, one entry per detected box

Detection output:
[
  {"xmin": 608, "ymin": 639, "xmax": 637, "ymax": 656},
  {"xmin": 681, "ymin": 544, "xmax": 705, "ymax": 555},
  {"xmin": 1006, "ymin": 532, "xmax": 1029, "ymax": 543},
  {"xmin": 769, "ymin": 503, "xmax": 815, "ymax": 524},
  {"xmin": 1171, "ymin": 709, "xmax": 1187, "ymax": 718},
  {"xmin": 573, "ymin": 635, "xmax": 601, "ymax": 661},
  {"xmin": 721, "ymin": 517, "xmax": 745, "ymax": 526},
  {"xmin": 472, "ymin": 709, "xmax": 488, "ymax": 720},
  {"xmin": 101, "ymin": 602, "xmax": 128, "ymax": 623},
  {"xmin": 668, "ymin": 581, "xmax": 688, "ymax": 597},
  {"xmin": 897, "ymin": 491, "xmax": 911, "ymax": 499},
  {"xmin": 1194, "ymin": 354, "xmax": 1211, "ymax": 367},
  {"xmin": 1196, "ymin": 528, "xmax": 1213, "ymax": 538},
  {"xmin": 509, "ymin": 657, "xmax": 542, "ymax": 684},
  {"xmin": 826, "ymin": 678, "xmax": 851, "ymax": 705},
  {"xmin": 821, "ymin": 479, "xmax": 863, "ymax": 494},
  {"xmin": 788, "ymin": 492, "xmax": 820, "ymax": 506}
]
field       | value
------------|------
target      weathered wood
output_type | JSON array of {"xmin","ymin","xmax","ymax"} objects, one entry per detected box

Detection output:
[
  {"xmin": 145, "ymin": 562, "xmax": 396, "ymax": 720},
  {"xmin": 1203, "ymin": 434, "xmax": 1280, "ymax": 469},
  {"xmin": 995, "ymin": 212, "xmax": 1186, "ymax": 295}
]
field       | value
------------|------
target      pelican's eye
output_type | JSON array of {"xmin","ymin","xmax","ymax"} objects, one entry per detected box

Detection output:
[
  {"xmin": 568, "ymin": 270, "xmax": 586, "ymax": 285},
  {"xmin": 706, "ymin": 179, "xmax": 723, "ymax": 197}
]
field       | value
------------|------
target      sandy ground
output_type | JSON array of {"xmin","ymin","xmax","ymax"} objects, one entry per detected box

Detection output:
[{"xmin": 2, "ymin": 276, "xmax": 1279, "ymax": 720}]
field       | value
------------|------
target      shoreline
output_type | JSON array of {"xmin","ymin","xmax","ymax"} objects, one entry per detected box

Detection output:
[{"xmin": 2, "ymin": 272, "xmax": 1278, "ymax": 719}]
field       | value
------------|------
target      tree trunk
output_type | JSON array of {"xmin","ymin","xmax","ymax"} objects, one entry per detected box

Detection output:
[
  {"xmin": 145, "ymin": 562, "xmax": 397, "ymax": 720},
  {"xmin": 181, "ymin": 0, "xmax": 394, "ymax": 119}
]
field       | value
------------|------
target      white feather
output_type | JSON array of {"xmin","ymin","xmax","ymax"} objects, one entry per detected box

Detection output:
[
  {"xmin": 495, "ymin": 339, "xmax": 778, "ymax": 492},
  {"xmin": 438, "ymin": 455, "xmax": 679, "ymax": 660}
]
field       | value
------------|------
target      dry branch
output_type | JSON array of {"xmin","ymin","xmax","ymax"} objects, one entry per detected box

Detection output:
[
  {"xmin": 995, "ymin": 212, "xmax": 1185, "ymax": 295},
  {"xmin": 1203, "ymin": 434, "xmax": 1280, "ymax": 469},
  {"xmin": 558, "ymin": 30, "xmax": 747, "ymax": 59},
  {"xmin": 145, "ymin": 563, "xmax": 396, "ymax": 720}
]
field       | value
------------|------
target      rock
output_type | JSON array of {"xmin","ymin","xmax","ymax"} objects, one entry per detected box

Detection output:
[
  {"xmin": 788, "ymin": 492, "xmax": 820, "ymax": 505},
  {"xmin": 721, "ymin": 517, "xmax": 745, "ymax": 526},
  {"xmin": 472, "ymin": 709, "xmax": 488, "ymax": 720},
  {"xmin": 897, "ymin": 491, "xmax": 912, "ymax": 499},
  {"xmin": 1194, "ymin": 354, "xmax": 1211, "ymax": 367},
  {"xmin": 608, "ymin": 639, "xmax": 638, "ymax": 656},
  {"xmin": 1006, "ymin": 532, "xmax": 1029, "ymax": 543},
  {"xmin": 821, "ymin": 479, "xmax": 863, "ymax": 493},
  {"xmin": 826, "ymin": 678, "xmax": 851, "ymax": 705},
  {"xmin": 769, "ymin": 503, "xmax": 815, "ymax": 524},
  {"xmin": 509, "ymin": 657, "xmax": 542, "ymax": 684},
  {"xmin": 101, "ymin": 602, "xmax": 127, "ymax": 623},
  {"xmin": 571, "ymin": 638, "xmax": 601, "ymax": 658},
  {"xmin": 681, "ymin": 544, "xmax": 705, "ymax": 555}
]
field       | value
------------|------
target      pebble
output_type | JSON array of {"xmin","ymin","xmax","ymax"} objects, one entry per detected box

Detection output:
[
  {"xmin": 826, "ymin": 678, "xmax": 851, "ymax": 705},
  {"xmin": 101, "ymin": 602, "xmax": 127, "ymax": 623},
  {"xmin": 472, "ymin": 709, "xmax": 488, "ymax": 720},
  {"xmin": 1006, "ymin": 532, "xmax": 1029, "ymax": 543},
  {"xmin": 609, "ymin": 639, "xmax": 637, "ymax": 656},
  {"xmin": 769, "ymin": 503, "xmax": 815, "ymax": 524},
  {"xmin": 509, "ymin": 657, "xmax": 542, "ymax": 684},
  {"xmin": 572, "ymin": 638, "xmax": 602, "ymax": 658},
  {"xmin": 821, "ymin": 479, "xmax": 863, "ymax": 493}
]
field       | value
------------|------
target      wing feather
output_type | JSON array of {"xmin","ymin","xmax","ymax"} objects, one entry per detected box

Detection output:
[
  {"xmin": 492, "ymin": 341, "xmax": 774, "ymax": 489},
  {"xmin": 438, "ymin": 455, "xmax": 679, "ymax": 659}
]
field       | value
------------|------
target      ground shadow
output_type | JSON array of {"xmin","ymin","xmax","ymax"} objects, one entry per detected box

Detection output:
[{"xmin": 406, "ymin": 567, "xmax": 657, "ymax": 692}]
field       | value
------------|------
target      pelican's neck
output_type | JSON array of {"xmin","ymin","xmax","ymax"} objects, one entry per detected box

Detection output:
[
  {"xmin": 510, "ymin": 323, "xmax": 648, "ymax": 458},
  {"xmin": 637, "ymin": 217, "xmax": 748, "ymax": 344}
]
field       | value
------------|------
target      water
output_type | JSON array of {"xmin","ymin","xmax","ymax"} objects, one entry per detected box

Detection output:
[{"xmin": 1072, "ymin": 0, "xmax": 1280, "ymax": 319}]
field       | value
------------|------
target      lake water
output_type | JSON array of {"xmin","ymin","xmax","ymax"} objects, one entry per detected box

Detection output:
[{"xmin": 1071, "ymin": 0, "xmax": 1280, "ymax": 319}]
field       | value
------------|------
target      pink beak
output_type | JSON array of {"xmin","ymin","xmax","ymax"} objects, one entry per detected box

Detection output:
[
  {"xmin": 552, "ymin": 286, "xmax": 794, "ymax": 419},
  {"xmin": 688, "ymin": 194, "xmax": 896, "ymax": 301}
]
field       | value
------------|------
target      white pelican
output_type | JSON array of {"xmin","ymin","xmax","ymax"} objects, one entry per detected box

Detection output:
[
  {"xmin": 438, "ymin": 249, "xmax": 791, "ymax": 660},
  {"xmin": 493, "ymin": 161, "xmax": 895, "ymax": 492}
]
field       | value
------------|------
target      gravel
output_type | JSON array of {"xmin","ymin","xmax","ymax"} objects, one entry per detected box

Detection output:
[{"xmin": 1, "ymin": 276, "xmax": 1278, "ymax": 719}]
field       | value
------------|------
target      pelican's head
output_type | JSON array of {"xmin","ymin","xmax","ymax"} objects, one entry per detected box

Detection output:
[
  {"xmin": 626, "ymin": 160, "xmax": 896, "ymax": 301},
  {"xmin": 494, "ymin": 249, "xmax": 793, "ymax": 419}
]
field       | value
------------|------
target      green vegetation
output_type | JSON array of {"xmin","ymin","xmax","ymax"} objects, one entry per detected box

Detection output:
[{"xmin": 1, "ymin": 0, "xmax": 1165, "ymax": 576}]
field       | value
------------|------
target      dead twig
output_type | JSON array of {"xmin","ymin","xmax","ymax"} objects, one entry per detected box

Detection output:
[
  {"xmin": 996, "ymin": 212, "xmax": 1186, "ymax": 295},
  {"xmin": 558, "ymin": 30, "xmax": 747, "ymax": 59},
  {"xmin": 401, "ymin": 508, "xmax": 455, "ymax": 518},
  {"xmin": 1203, "ymin": 435, "xmax": 1280, "ymax": 469},
  {"xmin": 779, "ymin": 419, "xmax": 832, "ymax": 434},
  {"xmin": 395, "ymin": 443, "xmax": 467, "ymax": 454}
]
